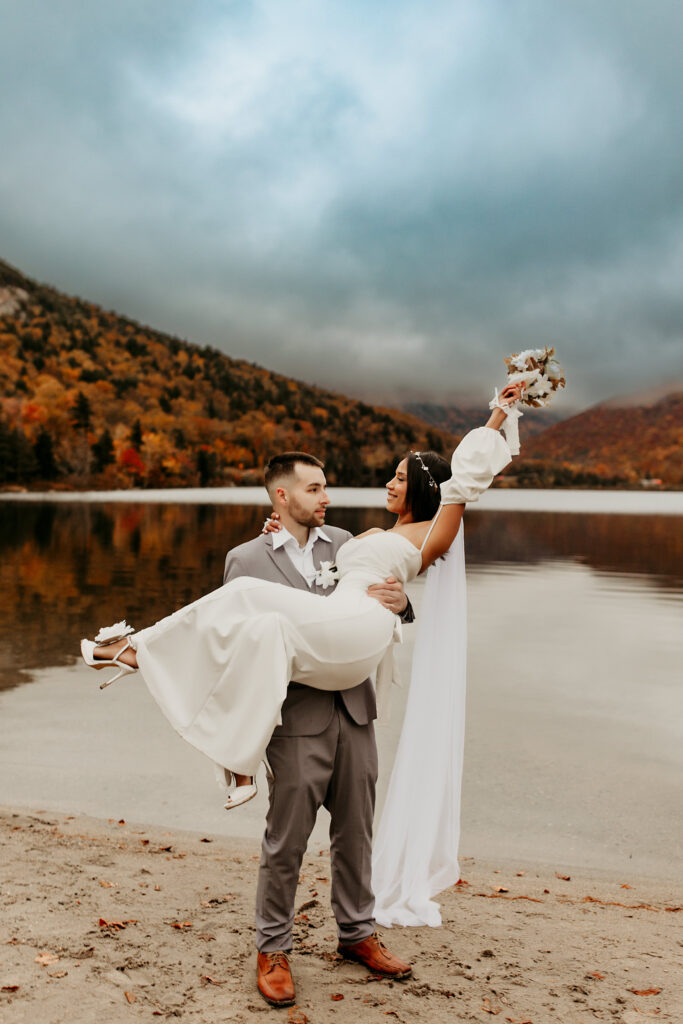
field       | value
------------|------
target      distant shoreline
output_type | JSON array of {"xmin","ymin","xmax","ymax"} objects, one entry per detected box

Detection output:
[{"xmin": 1, "ymin": 486, "xmax": 682, "ymax": 514}]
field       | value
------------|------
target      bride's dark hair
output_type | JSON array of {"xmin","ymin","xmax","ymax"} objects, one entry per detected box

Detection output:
[{"xmin": 405, "ymin": 450, "xmax": 451, "ymax": 522}]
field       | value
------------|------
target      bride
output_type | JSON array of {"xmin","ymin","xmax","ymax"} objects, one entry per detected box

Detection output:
[{"xmin": 80, "ymin": 383, "xmax": 522, "ymax": 805}]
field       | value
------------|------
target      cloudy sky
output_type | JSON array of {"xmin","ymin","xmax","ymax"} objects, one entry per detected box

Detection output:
[{"xmin": 1, "ymin": 0, "xmax": 682, "ymax": 412}]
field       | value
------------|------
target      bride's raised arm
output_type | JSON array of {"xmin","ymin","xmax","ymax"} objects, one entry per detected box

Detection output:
[{"xmin": 419, "ymin": 382, "xmax": 522, "ymax": 570}]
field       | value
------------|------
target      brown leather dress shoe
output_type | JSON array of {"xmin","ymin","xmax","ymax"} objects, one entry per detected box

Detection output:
[
  {"xmin": 256, "ymin": 951, "xmax": 296, "ymax": 1007},
  {"xmin": 337, "ymin": 932, "xmax": 412, "ymax": 979}
]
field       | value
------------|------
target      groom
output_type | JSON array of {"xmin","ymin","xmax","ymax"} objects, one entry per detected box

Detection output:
[{"xmin": 223, "ymin": 451, "xmax": 413, "ymax": 1008}]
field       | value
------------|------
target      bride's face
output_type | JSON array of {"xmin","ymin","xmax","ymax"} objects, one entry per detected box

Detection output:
[{"xmin": 385, "ymin": 459, "xmax": 408, "ymax": 515}]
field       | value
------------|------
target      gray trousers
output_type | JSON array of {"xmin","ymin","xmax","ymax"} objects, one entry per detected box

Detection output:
[{"xmin": 255, "ymin": 696, "xmax": 378, "ymax": 952}]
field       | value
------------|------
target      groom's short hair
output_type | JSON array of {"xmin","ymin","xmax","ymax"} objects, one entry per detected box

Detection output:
[{"xmin": 265, "ymin": 451, "xmax": 325, "ymax": 496}]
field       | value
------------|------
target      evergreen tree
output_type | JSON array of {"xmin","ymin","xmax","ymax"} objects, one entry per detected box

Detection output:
[
  {"xmin": 34, "ymin": 428, "xmax": 58, "ymax": 479},
  {"xmin": 130, "ymin": 419, "xmax": 143, "ymax": 448},
  {"xmin": 197, "ymin": 448, "xmax": 216, "ymax": 487},
  {"xmin": 92, "ymin": 428, "xmax": 115, "ymax": 472},
  {"xmin": 0, "ymin": 421, "xmax": 38, "ymax": 483},
  {"xmin": 72, "ymin": 391, "xmax": 91, "ymax": 430}
]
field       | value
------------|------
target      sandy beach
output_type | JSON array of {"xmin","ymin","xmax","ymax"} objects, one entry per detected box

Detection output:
[{"xmin": 1, "ymin": 806, "xmax": 681, "ymax": 1024}]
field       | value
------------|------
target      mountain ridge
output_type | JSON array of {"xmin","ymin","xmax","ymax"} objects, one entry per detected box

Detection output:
[
  {"xmin": 1, "ymin": 257, "xmax": 680, "ymax": 490},
  {"xmin": 0, "ymin": 258, "xmax": 459, "ymax": 489}
]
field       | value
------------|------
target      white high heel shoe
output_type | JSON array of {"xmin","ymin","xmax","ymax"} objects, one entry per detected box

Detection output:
[
  {"xmin": 222, "ymin": 760, "xmax": 274, "ymax": 811},
  {"xmin": 80, "ymin": 622, "xmax": 138, "ymax": 689},
  {"xmin": 223, "ymin": 772, "xmax": 258, "ymax": 810}
]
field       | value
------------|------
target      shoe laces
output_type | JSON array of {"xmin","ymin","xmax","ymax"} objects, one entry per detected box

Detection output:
[{"xmin": 264, "ymin": 951, "xmax": 290, "ymax": 972}]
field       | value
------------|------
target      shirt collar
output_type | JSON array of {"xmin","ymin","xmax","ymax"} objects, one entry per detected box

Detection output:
[{"xmin": 271, "ymin": 524, "xmax": 332, "ymax": 552}]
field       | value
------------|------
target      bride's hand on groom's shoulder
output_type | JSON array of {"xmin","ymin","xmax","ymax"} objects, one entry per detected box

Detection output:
[{"xmin": 262, "ymin": 512, "xmax": 283, "ymax": 535}]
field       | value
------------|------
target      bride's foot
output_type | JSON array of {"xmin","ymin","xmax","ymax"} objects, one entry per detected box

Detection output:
[
  {"xmin": 93, "ymin": 638, "xmax": 138, "ymax": 669},
  {"xmin": 80, "ymin": 626, "xmax": 139, "ymax": 688},
  {"xmin": 224, "ymin": 770, "xmax": 258, "ymax": 810}
]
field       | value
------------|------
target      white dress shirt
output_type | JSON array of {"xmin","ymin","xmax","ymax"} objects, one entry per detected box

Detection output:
[{"xmin": 271, "ymin": 525, "xmax": 332, "ymax": 586}]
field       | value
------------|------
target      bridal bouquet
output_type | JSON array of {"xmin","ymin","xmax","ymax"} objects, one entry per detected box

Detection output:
[{"xmin": 503, "ymin": 346, "xmax": 566, "ymax": 408}]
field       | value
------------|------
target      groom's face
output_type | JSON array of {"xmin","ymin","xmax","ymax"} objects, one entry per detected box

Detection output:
[{"xmin": 284, "ymin": 465, "xmax": 330, "ymax": 527}]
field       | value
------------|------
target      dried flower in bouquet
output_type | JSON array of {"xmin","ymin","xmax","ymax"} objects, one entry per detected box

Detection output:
[{"xmin": 503, "ymin": 347, "xmax": 566, "ymax": 407}]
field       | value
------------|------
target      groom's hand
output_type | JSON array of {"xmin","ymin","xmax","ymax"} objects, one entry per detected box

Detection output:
[{"xmin": 366, "ymin": 577, "xmax": 408, "ymax": 615}]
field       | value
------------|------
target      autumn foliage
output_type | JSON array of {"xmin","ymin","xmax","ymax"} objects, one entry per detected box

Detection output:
[
  {"xmin": 0, "ymin": 258, "xmax": 456, "ymax": 490},
  {"xmin": 507, "ymin": 395, "xmax": 683, "ymax": 488},
  {"xmin": 1, "ymin": 256, "xmax": 681, "ymax": 490}
]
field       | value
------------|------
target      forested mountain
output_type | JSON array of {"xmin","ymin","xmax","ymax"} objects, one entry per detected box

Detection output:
[
  {"xmin": 1, "ymin": 257, "xmax": 680, "ymax": 491},
  {"xmin": 402, "ymin": 401, "xmax": 562, "ymax": 440},
  {"xmin": 507, "ymin": 392, "xmax": 683, "ymax": 488},
  {"xmin": 0, "ymin": 259, "xmax": 456, "ymax": 489}
]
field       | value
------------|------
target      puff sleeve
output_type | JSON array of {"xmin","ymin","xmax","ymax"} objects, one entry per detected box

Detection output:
[{"xmin": 440, "ymin": 427, "xmax": 513, "ymax": 505}]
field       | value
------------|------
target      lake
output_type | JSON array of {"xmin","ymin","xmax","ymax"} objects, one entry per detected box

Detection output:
[{"xmin": 0, "ymin": 496, "xmax": 681, "ymax": 879}]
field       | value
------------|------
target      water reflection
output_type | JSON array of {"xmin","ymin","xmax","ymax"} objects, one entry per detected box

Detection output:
[
  {"xmin": 464, "ymin": 511, "xmax": 683, "ymax": 593},
  {"xmin": 0, "ymin": 500, "xmax": 680, "ymax": 690}
]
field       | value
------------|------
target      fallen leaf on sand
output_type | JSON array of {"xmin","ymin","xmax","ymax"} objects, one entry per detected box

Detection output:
[
  {"xmin": 154, "ymin": 884, "xmax": 161, "ymax": 891},
  {"xmin": 331, "ymin": 993, "xmax": 344, "ymax": 1000},
  {"xmin": 117, "ymin": 819, "xmax": 126, "ymax": 825},
  {"xmin": 481, "ymin": 998, "xmax": 502, "ymax": 1014},
  {"xmin": 455, "ymin": 878, "xmax": 469, "ymax": 886},
  {"xmin": 621, "ymin": 883, "xmax": 633, "ymax": 889},
  {"xmin": 494, "ymin": 886, "xmax": 509, "ymax": 893},
  {"xmin": 200, "ymin": 975, "xmax": 224, "ymax": 986},
  {"xmin": 48, "ymin": 971, "xmax": 68, "ymax": 978},
  {"xmin": 99, "ymin": 880, "xmax": 116, "ymax": 888},
  {"xmin": 588, "ymin": 972, "xmax": 605, "ymax": 979},
  {"xmin": 169, "ymin": 921, "xmax": 192, "ymax": 930},
  {"xmin": 200, "ymin": 837, "xmax": 213, "ymax": 843},
  {"xmin": 629, "ymin": 987, "xmax": 661, "ymax": 996},
  {"xmin": 124, "ymin": 991, "xmax": 136, "ymax": 1003},
  {"xmin": 555, "ymin": 873, "xmax": 571, "ymax": 881},
  {"xmin": 35, "ymin": 953, "xmax": 60, "ymax": 966},
  {"xmin": 99, "ymin": 918, "xmax": 137, "ymax": 931},
  {"xmin": 475, "ymin": 893, "xmax": 544, "ymax": 904},
  {"xmin": 2, "ymin": 985, "xmax": 20, "ymax": 992},
  {"xmin": 516, "ymin": 871, "xmax": 526, "ymax": 877},
  {"xmin": 582, "ymin": 897, "xmax": 659, "ymax": 911}
]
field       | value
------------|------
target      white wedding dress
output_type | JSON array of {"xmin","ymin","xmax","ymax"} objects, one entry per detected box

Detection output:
[{"xmin": 134, "ymin": 529, "xmax": 421, "ymax": 776}]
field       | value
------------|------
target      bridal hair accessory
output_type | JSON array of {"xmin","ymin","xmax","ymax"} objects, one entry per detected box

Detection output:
[
  {"xmin": 94, "ymin": 621, "xmax": 135, "ymax": 644},
  {"xmin": 503, "ymin": 346, "xmax": 566, "ymax": 408},
  {"xmin": 313, "ymin": 561, "xmax": 339, "ymax": 589},
  {"xmin": 410, "ymin": 452, "xmax": 439, "ymax": 491}
]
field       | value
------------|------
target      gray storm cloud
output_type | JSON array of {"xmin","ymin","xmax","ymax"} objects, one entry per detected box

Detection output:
[{"xmin": 1, "ymin": 0, "xmax": 682, "ymax": 412}]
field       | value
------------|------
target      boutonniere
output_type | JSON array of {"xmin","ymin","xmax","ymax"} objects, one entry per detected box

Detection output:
[{"xmin": 313, "ymin": 561, "xmax": 339, "ymax": 589}]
